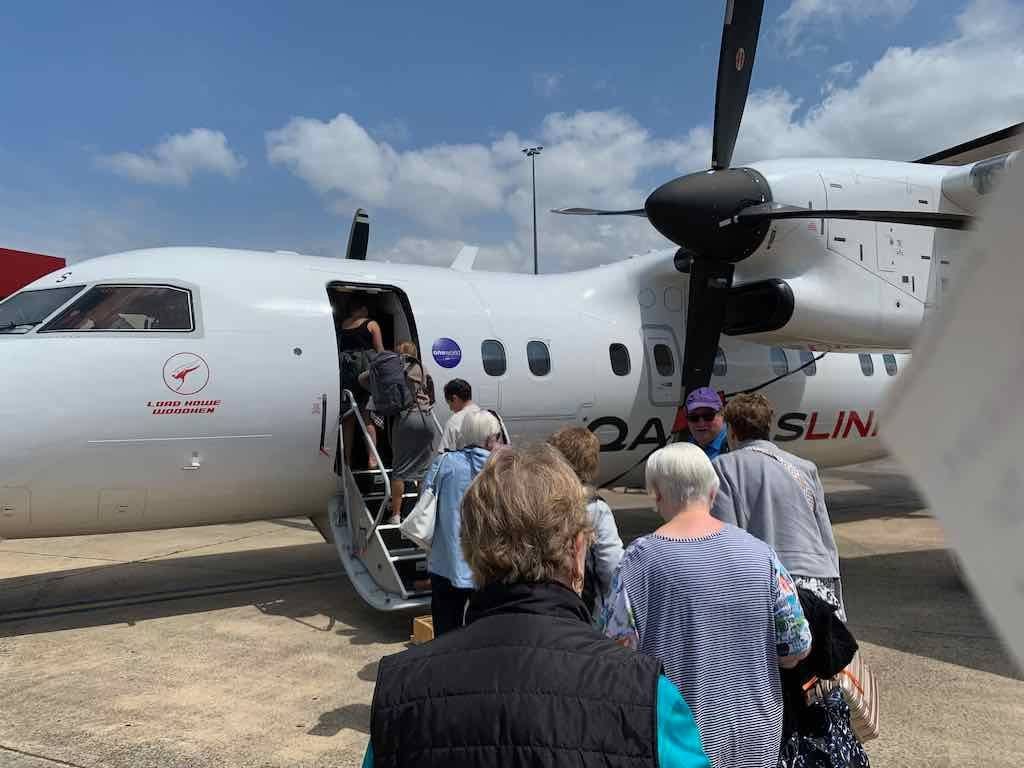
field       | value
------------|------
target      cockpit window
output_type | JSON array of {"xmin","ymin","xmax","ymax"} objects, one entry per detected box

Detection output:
[
  {"xmin": 0, "ymin": 286, "xmax": 84, "ymax": 333},
  {"xmin": 40, "ymin": 285, "xmax": 194, "ymax": 333}
]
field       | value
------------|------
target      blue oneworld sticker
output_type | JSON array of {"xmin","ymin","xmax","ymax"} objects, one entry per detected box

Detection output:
[{"xmin": 432, "ymin": 337, "xmax": 462, "ymax": 368}]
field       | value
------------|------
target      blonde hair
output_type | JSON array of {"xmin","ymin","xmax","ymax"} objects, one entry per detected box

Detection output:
[
  {"xmin": 546, "ymin": 426, "xmax": 600, "ymax": 485},
  {"xmin": 457, "ymin": 409, "xmax": 501, "ymax": 449},
  {"xmin": 461, "ymin": 443, "xmax": 591, "ymax": 586},
  {"xmin": 397, "ymin": 340, "xmax": 419, "ymax": 358}
]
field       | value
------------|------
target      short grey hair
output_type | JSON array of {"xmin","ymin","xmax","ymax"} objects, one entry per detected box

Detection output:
[
  {"xmin": 458, "ymin": 409, "xmax": 502, "ymax": 449},
  {"xmin": 645, "ymin": 443, "xmax": 720, "ymax": 506}
]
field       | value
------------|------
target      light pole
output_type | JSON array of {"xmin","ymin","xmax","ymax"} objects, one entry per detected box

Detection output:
[{"xmin": 522, "ymin": 146, "xmax": 543, "ymax": 274}]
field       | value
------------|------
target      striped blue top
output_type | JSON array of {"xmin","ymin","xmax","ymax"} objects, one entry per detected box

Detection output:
[{"xmin": 601, "ymin": 524, "xmax": 811, "ymax": 768}]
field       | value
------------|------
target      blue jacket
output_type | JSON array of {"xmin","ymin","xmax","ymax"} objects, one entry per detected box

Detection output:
[{"xmin": 425, "ymin": 447, "xmax": 490, "ymax": 589}]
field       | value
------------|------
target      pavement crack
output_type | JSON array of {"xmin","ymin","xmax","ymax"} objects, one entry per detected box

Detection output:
[{"xmin": 0, "ymin": 743, "xmax": 92, "ymax": 767}]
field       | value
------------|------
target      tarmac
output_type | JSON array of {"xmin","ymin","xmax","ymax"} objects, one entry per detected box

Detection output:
[{"xmin": 0, "ymin": 459, "xmax": 1021, "ymax": 767}]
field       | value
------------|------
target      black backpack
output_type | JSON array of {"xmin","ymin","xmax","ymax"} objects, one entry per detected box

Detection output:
[{"xmin": 367, "ymin": 351, "xmax": 414, "ymax": 416}]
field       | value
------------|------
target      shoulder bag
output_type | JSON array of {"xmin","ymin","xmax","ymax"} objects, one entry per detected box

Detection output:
[
  {"xmin": 399, "ymin": 455, "xmax": 447, "ymax": 551},
  {"xmin": 749, "ymin": 445, "xmax": 881, "ymax": 742}
]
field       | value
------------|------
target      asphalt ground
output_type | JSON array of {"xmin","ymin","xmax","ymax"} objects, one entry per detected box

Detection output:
[{"xmin": 0, "ymin": 460, "xmax": 1020, "ymax": 767}]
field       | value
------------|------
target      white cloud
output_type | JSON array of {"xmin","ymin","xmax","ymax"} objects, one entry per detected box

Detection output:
[
  {"xmin": 778, "ymin": 0, "xmax": 916, "ymax": 53},
  {"xmin": 267, "ymin": 109, "xmax": 705, "ymax": 272},
  {"xmin": 267, "ymin": 113, "xmax": 506, "ymax": 226},
  {"xmin": 736, "ymin": 0, "xmax": 1024, "ymax": 162},
  {"xmin": 268, "ymin": 0, "xmax": 1022, "ymax": 273},
  {"xmin": 97, "ymin": 129, "xmax": 246, "ymax": 186}
]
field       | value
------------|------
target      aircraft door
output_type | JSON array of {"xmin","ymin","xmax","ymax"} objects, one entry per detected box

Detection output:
[{"xmin": 642, "ymin": 325, "xmax": 682, "ymax": 406}]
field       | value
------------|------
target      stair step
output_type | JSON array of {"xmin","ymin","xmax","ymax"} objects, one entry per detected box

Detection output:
[
  {"xmin": 388, "ymin": 546, "xmax": 424, "ymax": 557},
  {"xmin": 390, "ymin": 552, "xmax": 427, "ymax": 562}
]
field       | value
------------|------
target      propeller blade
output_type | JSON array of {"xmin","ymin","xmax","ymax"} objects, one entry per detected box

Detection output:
[
  {"xmin": 712, "ymin": 0, "xmax": 765, "ymax": 170},
  {"xmin": 682, "ymin": 260, "xmax": 735, "ymax": 397},
  {"xmin": 731, "ymin": 203, "xmax": 973, "ymax": 231},
  {"xmin": 550, "ymin": 207, "xmax": 647, "ymax": 217},
  {"xmin": 346, "ymin": 208, "xmax": 370, "ymax": 260}
]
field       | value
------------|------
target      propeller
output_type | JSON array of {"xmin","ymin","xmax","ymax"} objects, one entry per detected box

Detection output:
[
  {"xmin": 346, "ymin": 208, "xmax": 370, "ymax": 260},
  {"xmin": 553, "ymin": 0, "xmax": 974, "ymax": 402}
]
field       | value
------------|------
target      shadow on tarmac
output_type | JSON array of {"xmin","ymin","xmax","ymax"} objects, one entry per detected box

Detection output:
[
  {"xmin": 843, "ymin": 547, "xmax": 1023, "ymax": 682},
  {"xmin": 308, "ymin": 703, "xmax": 372, "ymax": 736},
  {"xmin": 0, "ymin": 542, "xmax": 411, "ymax": 646}
]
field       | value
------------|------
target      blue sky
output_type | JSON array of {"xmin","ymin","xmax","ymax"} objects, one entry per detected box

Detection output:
[{"xmin": 1, "ymin": 0, "xmax": 1021, "ymax": 271}]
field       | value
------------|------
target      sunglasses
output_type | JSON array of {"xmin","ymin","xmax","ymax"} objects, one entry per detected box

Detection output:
[{"xmin": 687, "ymin": 410, "xmax": 719, "ymax": 423}]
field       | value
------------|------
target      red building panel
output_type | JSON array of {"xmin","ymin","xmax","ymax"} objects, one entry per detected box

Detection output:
[{"xmin": 0, "ymin": 248, "xmax": 66, "ymax": 298}]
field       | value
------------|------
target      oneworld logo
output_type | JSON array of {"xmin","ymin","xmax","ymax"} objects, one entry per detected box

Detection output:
[{"xmin": 431, "ymin": 337, "xmax": 462, "ymax": 369}]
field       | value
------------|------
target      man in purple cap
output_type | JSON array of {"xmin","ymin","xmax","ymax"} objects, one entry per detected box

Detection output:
[{"xmin": 684, "ymin": 386, "xmax": 729, "ymax": 461}]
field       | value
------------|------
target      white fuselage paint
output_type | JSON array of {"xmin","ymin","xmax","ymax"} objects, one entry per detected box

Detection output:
[{"xmin": 1, "ymin": 156, "xmax": 970, "ymax": 540}]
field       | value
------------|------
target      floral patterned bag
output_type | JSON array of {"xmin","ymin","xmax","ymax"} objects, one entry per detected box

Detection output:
[{"xmin": 779, "ymin": 689, "xmax": 870, "ymax": 768}]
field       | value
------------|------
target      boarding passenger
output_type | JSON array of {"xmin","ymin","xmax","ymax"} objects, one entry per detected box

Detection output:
[
  {"xmin": 384, "ymin": 342, "xmax": 437, "ymax": 524},
  {"xmin": 438, "ymin": 378, "xmax": 479, "ymax": 451},
  {"xmin": 712, "ymin": 393, "xmax": 846, "ymax": 617},
  {"xmin": 364, "ymin": 443, "xmax": 710, "ymax": 768},
  {"xmin": 424, "ymin": 409, "xmax": 501, "ymax": 635},
  {"xmin": 546, "ymin": 426, "xmax": 624, "ymax": 618},
  {"xmin": 684, "ymin": 386, "xmax": 729, "ymax": 460},
  {"xmin": 602, "ymin": 443, "xmax": 811, "ymax": 768},
  {"xmin": 339, "ymin": 297, "xmax": 384, "ymax": 468}
]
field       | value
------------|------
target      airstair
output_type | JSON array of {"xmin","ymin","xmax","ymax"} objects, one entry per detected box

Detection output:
[{"xmin": 329, "ymin": 390, "xmax": 437, "ymax": 611}]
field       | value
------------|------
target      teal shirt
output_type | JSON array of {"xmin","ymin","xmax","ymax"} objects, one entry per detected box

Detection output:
[{"xmin": 362, "ymin": 674, "xmax": 709, "ymax": 768}]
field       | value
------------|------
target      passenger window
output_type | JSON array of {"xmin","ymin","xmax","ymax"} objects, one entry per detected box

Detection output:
[
  {"xmin": 653, "ymin": 344, "xmax": 675, "ymax": 376},
  {"xmin": 481, "ymin": 340, "xmax": 507, "ymax": 376},
  {"xmin": 713, "ymin": 347, "xmax": 727, "ymax": 377},
  {"xmin": 41, "ymin": 285, "xmax": 193, "ymax": 332},
  {"xmin": 799, "ymin": 350, "xmax": 817, "ymax": 376},
  {"xmin": 859, "ymin": 353, "xmax": 875, "ymax": 376},
  {"xmin": 609, "ymin": 344, "xmax": 631, "ymax": 376},
  {"xmin": 770, "ymin": 348, "xmax": 789, "ymax": 377},
  {"xmin": 527, "ymin": 340, "xmax": 551, "ymax": 377},
  {"xmin": 883, "ymin": 353, "xmax": 898, "ymax": 376},
  {"xmin": 0, "ymin": 286, "xmax": 83, "ymax": 333}
]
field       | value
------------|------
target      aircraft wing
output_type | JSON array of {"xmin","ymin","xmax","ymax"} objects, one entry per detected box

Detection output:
[{"xmin": 915, "ymin": 123, "xmax": 1024, "ymax": 166}]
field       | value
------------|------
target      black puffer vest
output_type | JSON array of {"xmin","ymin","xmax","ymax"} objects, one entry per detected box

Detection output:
[{"xmin": 371, "ymin": 581, "xmax": 662, "ymax": 768}]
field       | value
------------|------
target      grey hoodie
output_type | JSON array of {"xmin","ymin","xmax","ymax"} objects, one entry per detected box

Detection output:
[{"xmin": 711, "ymin": 439, "xmax": 840, "ymax": 579}]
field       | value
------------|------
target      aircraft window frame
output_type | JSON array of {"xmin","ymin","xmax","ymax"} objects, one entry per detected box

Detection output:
[
  {"xmin": 526, "ymin": 340, "xmax": 551, "ymax": 377},
  {"xmin": 713, "ymin": 347, "xmax": 727, "ymax": 377},
  {"xmin": 770, "ymin": 347, "xmax": 790, "ymax": 377},
  {"xmin": 652, "ymin": 343, "xmax": 675, "ymax": 377},
  {"xmin": 859, "ymin": 353, "xmax": 875, "ymax": 376},
  {"xmin": 0, "ymin": 286, "xmax": 86, "ymax": 334},
  {"xmin": 609, "ymin": 343, "xmax": 631, "ymax": 376},
  {"xmin": 799, "ymin": 350, "xmax": 817, "ymax": 376},
  {"xmin": 481, "ymin": 339, "xmax": 507, "ymax": 377},
  {"xmin": 882, "ymin": 353, "xmax": 898, "ymax": 376},
  {"xmin": 39, "ymin": 284, "xmax": 196, "ymax": 334}
]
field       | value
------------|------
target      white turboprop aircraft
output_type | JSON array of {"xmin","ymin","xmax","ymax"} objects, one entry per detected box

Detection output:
[{"xmin": 0, "ymin": 0, "xmax": 1018, "ymax": 610}]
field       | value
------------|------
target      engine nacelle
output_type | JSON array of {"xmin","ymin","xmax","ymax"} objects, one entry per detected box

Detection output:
[
  {"xmin": 726, "ymin": 264, "xmax": 923, "ymax": 352},
  {"xmin": 941, "ymin": 152, "xmax": 1019, "ymax": 213}
]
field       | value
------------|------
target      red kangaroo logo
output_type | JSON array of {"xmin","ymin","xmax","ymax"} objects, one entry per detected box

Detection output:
[{"xmin": 171, "ymin": 364, "xmax": 202, "ymax": 391}]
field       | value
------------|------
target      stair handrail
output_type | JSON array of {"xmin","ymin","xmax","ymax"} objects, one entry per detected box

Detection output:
[{"xmin": 341, "ymin": 389, "xmax": 392, "ymax": 553}]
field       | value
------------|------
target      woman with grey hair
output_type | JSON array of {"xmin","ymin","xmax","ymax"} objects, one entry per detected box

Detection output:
[
  {"xmin": 601, "ymin": 443, "xmax": 812, "ymax": 768},
  {"xmin": 423, "ymin": 409, "xmax": 503, "ymax": 635}
]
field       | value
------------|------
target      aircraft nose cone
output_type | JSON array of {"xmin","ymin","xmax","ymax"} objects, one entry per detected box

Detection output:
[{"xmin": 644, "ymin": 167, "xmax": 773, "ymax": 262}]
